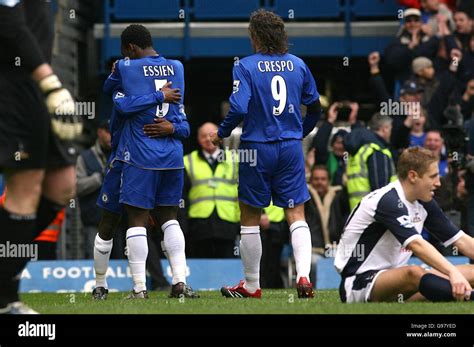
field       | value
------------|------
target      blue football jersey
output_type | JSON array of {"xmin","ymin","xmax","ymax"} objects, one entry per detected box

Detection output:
[
  {"xmin": 218, "ymin": 53, "xmax": 320, "ymax": 142},
  {"xmin": 114, "ymin": 55, "xmax": 187, "ymax": 170}
]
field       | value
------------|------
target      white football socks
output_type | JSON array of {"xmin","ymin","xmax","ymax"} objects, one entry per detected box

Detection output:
[
  {"xmin": 240, "ymin": 226, "xmax": 261, "ymax": 293},
  {"xmin": 126, "ymin": 227, "xmax": 148, "ymax": 292},
  {"xmin": 290, "ymin": 220, "xmax": 312, "ymax": 282},
  {"xmin": 162, "ymin": 220, "xmax": 187, "ymax": 285},
  {"xmin": 94, "ymin": 234, "xmax": 113, "ymax": 288}
]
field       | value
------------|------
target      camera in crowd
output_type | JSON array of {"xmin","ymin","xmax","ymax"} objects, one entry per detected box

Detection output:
[{"xmin": 336, "ymin": 101, "xmax": 353, "ymax": 121}]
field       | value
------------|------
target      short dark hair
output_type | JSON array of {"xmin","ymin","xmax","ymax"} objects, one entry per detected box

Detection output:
[
  {"xmin": 397, "ymin": 147, "xmax": 439, "ymax": 180},
  {"xmin": 310, "ymin": 165, "xmax": 329, "ymax": 179},
  {"xmin": 121, "ymin": 24, "xmax": 153, "ymax": 49},
  {"xmin": 249, "ymin": 10, "xmax": 288, "ymax": 54}
]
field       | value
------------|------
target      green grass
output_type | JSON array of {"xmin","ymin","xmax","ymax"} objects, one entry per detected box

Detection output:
[{"xmin": 21, "ymin": 290, "xmax": 474, "ymax": 314}]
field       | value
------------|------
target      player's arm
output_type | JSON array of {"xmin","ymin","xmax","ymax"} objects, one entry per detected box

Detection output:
[
  {"xmin": 216, "ymin": 63, "xmax": 251, "ymax": 140},
  {"xmin": 143, "ymin": 116, "xmax": 190, "ymax": 140},
  {"xmin": 171, "ymin": 114, "xmax": 190, "ymax": 140},
  {"xmin": 103, "ymin": 61, "xmax": 121, "ymax": 95},
  {"xmin": 113, "ymin": 81, "xmax": 181, "ymax": 116},
  {"xmin": 453, "ymin": 234, "xmax": 474, "ymax": 259},
  {"xmin": 421, "ymin": 199, "xmax": 466, "ymax": 248},
  {"xmin": 113, "ymin": 90, "xmax": 165, "ymax": 117},
  {"xmin": 0, "ymin": 1, "xmax": 80, "ymax": 140},
  {"xmin": 301, "ymin": 63, "xmax": 322, "ymax": 137},
  {"xmin": 407, "ymin": 237, "xmax": 472, "ymax": 300},
  {"xmin": 302, "ymin": 100, "xmax": 322, "ymax": 137}
]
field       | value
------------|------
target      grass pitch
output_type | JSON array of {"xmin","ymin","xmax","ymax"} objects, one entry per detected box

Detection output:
[{"xmin": 21, "ymin": 290, "xmax": 474, "ymax": 314}]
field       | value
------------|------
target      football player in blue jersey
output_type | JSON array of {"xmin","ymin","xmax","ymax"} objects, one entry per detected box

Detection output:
[
  {"xmin": 212, "ymin": 10, "xmax": 322, "ymax": 298},
  {"xmin": 92, "ymin": 63, "xmax": 182, "ymax": 300},
  {"xmin": 105, "ymin": 24, "xmax": 197, "ymax": 299}
]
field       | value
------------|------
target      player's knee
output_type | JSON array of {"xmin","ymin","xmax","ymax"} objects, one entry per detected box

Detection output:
[
  {"xmin": 407, "ymin": 265, "xmax": 426, "ymax": 287},
  {"xmin": 43, "ymin": 166, "xmax": 76, "ymax": 205},
  {"xmin": 5, "ymin": 174, "xmax": 43, "ymax": 213}
]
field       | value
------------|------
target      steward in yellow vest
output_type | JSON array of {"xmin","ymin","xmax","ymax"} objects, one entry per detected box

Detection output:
[
  {"xmin": 183, "ymin": 124, "xmax": 240, "ymax": 258},
  {"xmin": 184, "ymin": 149, "xmax": 239, "ymax": 222},
  {"xmin": 344, "ymin": 116, "xmax": 397, "ymax": 210}
]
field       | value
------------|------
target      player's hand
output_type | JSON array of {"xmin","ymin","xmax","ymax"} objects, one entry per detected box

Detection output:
[
  {"xmin": 448, "ymin": 270, "xmax": 472, "ymax": 301},
  {"xmin": 450, "ymin": 49, "xmax": 463, "ymax": 64},
  {"xmin": 368, "ymin": 52, "xmax": 380, "ymax": 67},
  {"xmin": 349, "ymin": 102, "xmax": 359, "ymax": 125},
  {"xmin": 143, "ymin": 118, "xmax": 175, "ymax": 138},
  {"xmin": 38, "ymin": 74, "xmax": 83, "ymax": 141},
  {"xmin": 111, "ymin": 60, "xmax": 118, "ymax": 74},
  {"xmin": 160, "ymin": 81, "xmax": 181, "ymax": 104},
  {"xmin": 210, "ymin": 130, "xmax": 222, "ymax": 146},
  {"xmin": 327, "ymin": 102, "xmax": 338, "ymax": 123}
]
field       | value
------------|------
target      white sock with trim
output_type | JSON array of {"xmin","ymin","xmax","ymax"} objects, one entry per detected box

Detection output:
[
  {"xmin": 290, "ymin": 220, "xmax": 312, "ymax": 282},
  {"xmin": 126, "ymin": 227, "xmax": 148, "ymax": 292},
  {"xmin": 240, "ymin": 226, "xmax": 261, "ymax": 293},
  {"xmin": 162, "ymin": 220, "xmax": 187, "ymax": 285},
  {"xmin": 94, "ymin": 234, "xmax": 113, "ymax": 288}
]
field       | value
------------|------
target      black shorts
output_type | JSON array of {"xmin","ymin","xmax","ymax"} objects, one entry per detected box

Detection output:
[{"xmin": 0, "ymin": 72, "xmax": 77, "ymax": 171}]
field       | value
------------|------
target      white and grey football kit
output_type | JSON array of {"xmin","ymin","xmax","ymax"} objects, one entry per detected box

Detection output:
[{"xmin": 334, "ymin": 180, "xmax": 465, "ymax": 303}]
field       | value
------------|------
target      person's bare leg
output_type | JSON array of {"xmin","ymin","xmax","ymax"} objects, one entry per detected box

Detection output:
[
  {"xmin": 4, "ymin": 169, "xmax": 44, "ymax": 215},
  {"xmin": 36, "ymin": 165, "xmax": 75, "ymax": 233},
  {"xmin": 0, "ymin": 169, "xmax": 44, "ymax": 311},
  {"xmin": 369, "ymin": 265, "xmax": 426, "ymax": 302},
  {"xmin": 406, "ymin": 264, "xmax": 474, "ymax": 302}
]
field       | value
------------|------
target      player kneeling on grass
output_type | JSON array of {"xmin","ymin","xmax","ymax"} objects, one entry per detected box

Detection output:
[{"xmin": 335, "ymin": 147, "xmax": 474, "ymax": 303}]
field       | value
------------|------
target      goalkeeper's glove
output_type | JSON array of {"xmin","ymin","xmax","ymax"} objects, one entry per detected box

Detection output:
[{"xmin": 38, "ymin": 74, "xmax": 83, "ymax": 141}]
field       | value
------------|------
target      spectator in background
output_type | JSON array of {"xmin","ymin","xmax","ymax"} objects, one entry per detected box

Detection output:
[
  {"xmin": 465, "ymin": 120, "xmax": 474, "ymax": 256},
  {"xmin": 399, "ymin": 0, "xmax": 457, "ymax": 12},
  {"xmin": 425, "ymin": 49, "xmax": 465, "ymax": 129},
  {"xmin": 408, "ymin": 107, "xmax": 428, "ymax": 147},
  {"xmin": 76, "ymin": 121, "xmax": 111, "ymax": 258},
  {"xmin": 385, "ymin": 8, "xmax": 431, "ymax": 82},
  {"xmin": 461, "ymin": 78, "xmax": 474, "ymax": 119},
  {"xmin": 311, "ymin": 101, "xmax": 356, "ymax": 186},
  {"xmin": 412, "ymin": 56, "xmax": 439, "ymax": 107},
  {"xmin": 184, "ymin": 122, "xmax": 240, "ymax": 258},
  {"xmin": 446, "ymin": 10, "xmax": 473, "ymax": 53},
  {"xmin": 420, "ymin": 0, "xmax": 455, "ymax": 36},
  {"xmin": 345, "ymin": 114, "xmax": 397, "ymax": 210},
  {"xmin": 368, "ymin": 51, "xmax": 427, "ymax": 154},
  {"xmin": 424, "ymin": 129, "xmax": 449, "ymax": 177},
  {"xmin": 260, "ymin": 203, "xmax": 288, "ymax": 288},
  {"xmin": 457, "ymin": 35, "xmax": 474, "ymax": 84},
  {"xmin": 305, "ymin": 166, "xmax": 349, "ymax": 284}
]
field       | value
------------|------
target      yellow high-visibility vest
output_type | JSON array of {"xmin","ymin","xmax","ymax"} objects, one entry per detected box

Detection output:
[
  {"xmin": 264, "ymin": 203, "xmax": 285, "ymax": 223},
  {"xmin": 346, "ymin": 143, "xmax": 396, "ymax": 210},
  {"xmin": 184, "ymin": 150, "xmax": 240, "ymax": 222}
]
